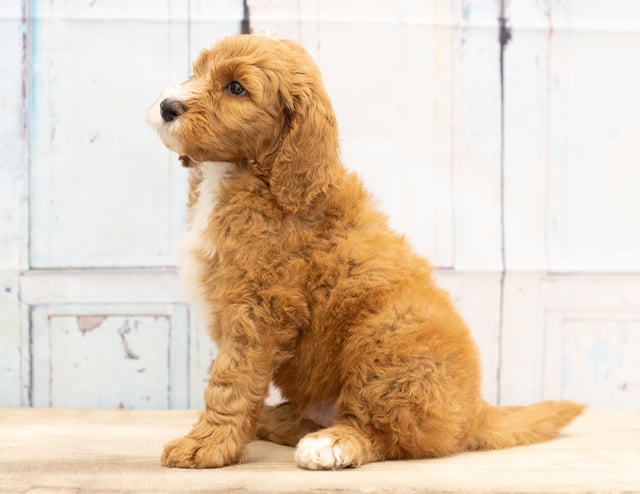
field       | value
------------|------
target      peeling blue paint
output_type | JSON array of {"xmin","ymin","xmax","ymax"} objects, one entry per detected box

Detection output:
[{"xmin": 461, "ymin": 1, "xmax": 471, "ymax": 21}]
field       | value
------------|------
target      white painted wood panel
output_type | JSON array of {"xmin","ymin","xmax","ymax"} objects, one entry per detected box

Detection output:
[
  {"xmin": 546, "ymin": 1, "xmax": 640, "ymax": 272},
  {"xmin": 3, "ymin": 0, "xmax": 640, "ymax": 412},
  {"xmin": 27, "ymin": 2, "xmax": 187, "ymax": 268},
  {"xmin": 0, "ymin": 1, "xmax": 26, "ymax": 271},
  {"xmin": 18, "ymin": 269, "xmax": 219, "ymax": 409},
  {"xmin": 505, "ymin": 0, "xmax": 640, "ymax": 272},
  {"xmin": 501, "ymin": 273, "xmax": 640, "ymax": 409},
  {"xmin": 544, "ymin": 313, "xmax": 640, "ymax": 409},
  {"xmin": 450, "ymin": 1, "xmax": 502, "ymax": 272},
  {"xmin": 31, "ymin": 304, "xmax": 189, "ymax": 409},
  {"xmin": 500, "ymin": 0, "xmax": 640, "ymax": 408},
  {"xmin": 0, "ymin": 0, "xmax": 28, "ymax": 406}
]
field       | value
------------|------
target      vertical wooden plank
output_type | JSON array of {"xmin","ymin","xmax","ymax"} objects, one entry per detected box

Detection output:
[
  {"xmin": 546, "ymin": 0, "xmax": 640, "ymax": 272},
  {"xmin": 500, "ymin": 0, "xmax": 552, "ymax": 406},
  {"xmin": 503, "ymin": 0, "xmax": 550, "ymax": 271},
  {"xmin": 0, "ymin": 0, "xmax": 28, "ymax": 406},
  {"xmin": 500, "ymin": 272, "xmax": 546, "ymax": 405},
  {"xmin": 0, "ymin": 0, "xmax": 27, "ymax": 272},
  {"xmin": 545, "ymin": 0, "xmax": 570, "ymax": 274},
  {"xmin": 431, "ymin": 0, "xmax": 456, "ymax": 267},
  {"xmin": 451, "ymin": 1, "xmax": 502, "ymax": 271}
]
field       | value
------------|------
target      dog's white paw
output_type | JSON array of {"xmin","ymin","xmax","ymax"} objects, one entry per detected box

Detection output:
[{"xmin": 295, "ymin": 435, "xmax": 352, "ymax": 470}]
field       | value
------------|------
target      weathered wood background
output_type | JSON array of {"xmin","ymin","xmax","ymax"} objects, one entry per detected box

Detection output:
[{"xmin": 1, "ymin": 0, "xmax": 638, "ymax": 410}]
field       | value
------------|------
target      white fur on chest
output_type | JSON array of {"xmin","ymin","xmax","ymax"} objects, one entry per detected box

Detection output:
[{"xmin": 179, "ymin": 162, "xmax": 234, "ymax": 331}]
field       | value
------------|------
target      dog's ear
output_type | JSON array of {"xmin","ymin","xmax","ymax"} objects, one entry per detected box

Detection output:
[{"xmin": 270, "ymin": 74, "xmax": 342, "ymax": 214}]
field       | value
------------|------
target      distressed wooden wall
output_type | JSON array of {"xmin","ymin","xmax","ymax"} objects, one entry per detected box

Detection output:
[{"xmin": 1, "ymin": 0, "xmax": 638, "ymax": 410}]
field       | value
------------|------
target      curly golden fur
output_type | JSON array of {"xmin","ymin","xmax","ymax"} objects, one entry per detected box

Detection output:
[{"xmin": 146, "ymin": 34, "xmax": 583, "ymax": 470}]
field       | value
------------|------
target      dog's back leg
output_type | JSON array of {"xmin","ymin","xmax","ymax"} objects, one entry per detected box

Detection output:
[{"xmin": 257, "ymin": 402, "xmax": 323, "ymax": 447}]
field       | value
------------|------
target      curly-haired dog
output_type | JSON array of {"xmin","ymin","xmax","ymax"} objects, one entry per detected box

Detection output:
[{"xmin": 146, "ymin": 34, "xmax": 583, "ymax": 470}]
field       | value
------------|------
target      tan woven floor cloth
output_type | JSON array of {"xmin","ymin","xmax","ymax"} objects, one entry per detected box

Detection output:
[{"xmin": 0, "ymin": 408, "xmax": 638, "ymax": 493}]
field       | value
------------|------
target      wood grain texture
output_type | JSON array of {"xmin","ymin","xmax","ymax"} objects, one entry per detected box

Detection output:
[{"xmin": 0, "ymin": 408, "xmax": 638, "ymax": 493}]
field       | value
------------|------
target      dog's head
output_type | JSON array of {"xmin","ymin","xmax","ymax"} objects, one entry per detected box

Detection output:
[{"xmin": 147, "ymin": 34, "xmax": 342, "ymax": 213}]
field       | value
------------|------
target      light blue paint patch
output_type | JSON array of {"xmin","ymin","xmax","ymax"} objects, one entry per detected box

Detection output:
[
  {"xmin": 586, "ymin": 339, "xmax": 609, "ymax": 381},
  {"xmin": 461, "ymin": 1, "xmax": 471, "ymax": 21}
]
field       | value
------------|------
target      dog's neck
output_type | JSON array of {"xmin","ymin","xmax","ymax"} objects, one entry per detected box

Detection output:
[{"xmin": 180, "ymin": 154, "xmax": 271, "ymax": 176}]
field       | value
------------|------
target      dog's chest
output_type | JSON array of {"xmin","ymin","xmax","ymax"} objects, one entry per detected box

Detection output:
[
  {"xmin": 179, "ymin": 162, "xmax": 234, "ymax": 330},
  {"xmin": 188, "ymin": 162, "xmax": 234, "ymax": 241}
]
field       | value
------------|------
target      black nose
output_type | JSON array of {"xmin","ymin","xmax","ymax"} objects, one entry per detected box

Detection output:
[{"xmin": 160, "ymin": 98, "xmax": 186, "ymax": 122}]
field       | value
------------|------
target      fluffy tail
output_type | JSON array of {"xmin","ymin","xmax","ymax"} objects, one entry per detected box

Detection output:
[{"xmin": 467, "ymin": 400, "xmax": 585, "ymax": 451}]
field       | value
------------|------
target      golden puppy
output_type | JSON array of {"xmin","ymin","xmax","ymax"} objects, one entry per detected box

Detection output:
[{"xmin": 146, "ymin": 34, "xmax": 583, "ymax": 470}]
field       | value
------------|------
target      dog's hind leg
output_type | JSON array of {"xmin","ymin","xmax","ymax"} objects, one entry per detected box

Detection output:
[{"xmin": 257, "ymin": 402, "xmax": 323, "ymax": 447}]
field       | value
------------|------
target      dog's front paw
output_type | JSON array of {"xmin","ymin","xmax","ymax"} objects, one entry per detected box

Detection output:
[{"xmin": 161, "ymin": 436, "xmax": 244, "ymax": 468}]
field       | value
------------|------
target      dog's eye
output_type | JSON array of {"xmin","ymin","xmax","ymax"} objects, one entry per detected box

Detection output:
[{"xmin": 226, "ymin": 81, "xmax": 247, "ymax": 96}]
